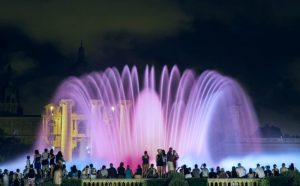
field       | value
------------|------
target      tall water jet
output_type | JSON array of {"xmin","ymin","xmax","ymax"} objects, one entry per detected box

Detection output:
[{"xmin": 40, "ymin": 65, "xmax": 260, "ymax": 167}]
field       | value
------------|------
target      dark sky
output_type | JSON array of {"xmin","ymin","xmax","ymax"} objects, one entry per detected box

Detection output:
[{"xmin": 0, "ymin": 0, "xmax": 300, "ymax": 135}]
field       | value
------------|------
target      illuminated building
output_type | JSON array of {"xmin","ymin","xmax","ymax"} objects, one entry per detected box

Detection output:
[{"xmin": 42, "ymin": 99, "xmax": 132, "ymax": 160}]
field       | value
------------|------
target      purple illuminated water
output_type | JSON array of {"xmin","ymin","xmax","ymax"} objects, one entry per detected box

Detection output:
[{"xmin": 46, "ymin": 65, "xmax": 260, "ymax": 167}]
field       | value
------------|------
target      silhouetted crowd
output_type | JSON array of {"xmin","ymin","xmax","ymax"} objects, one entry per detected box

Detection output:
[
  {"xmin": 0, "ymin": 147, "xmax": 298, "ymax": 186},
  {"xmin": 0, "ymin": 148, "xmax": 65, "ymax": 186}
]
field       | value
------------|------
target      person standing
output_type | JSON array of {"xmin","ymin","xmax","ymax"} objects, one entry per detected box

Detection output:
[
  {"xmin": 49, "ymin": 149, "xmax": 56, "ymax": 178},
  {"xmin": 41, "ymin": 148, "xmax": 50, "ymax": 178},
  {"xmin": 162, "ymin": 150, "xmax": 167, "ymax": 177},
  {"xmin": 142, "ymin": 151, "xmax": 149, "ymax": 178},
  {"xmin": 167, "ymin": 148, "xmax": 174, "ymax": 173},
  {"xmin": 156, "ymin": 149, "xmax": 163, "ymax": 178},
  {"xmin": 173, "ymin": 150, "xmax": 179, "ymax": 170}
]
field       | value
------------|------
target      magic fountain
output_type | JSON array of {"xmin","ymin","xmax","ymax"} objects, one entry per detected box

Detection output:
[{"xmin": 40, "ymin": 65, "xmax": 260, "ymax": 167}]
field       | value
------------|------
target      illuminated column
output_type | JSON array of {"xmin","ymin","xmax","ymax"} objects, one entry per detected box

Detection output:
[
  {"xmin": 119, "ymin": 100, "xmax": 132, "ymax": 154},
  {"xmin": 119, "ymin": 100, "xmax": 131, "ymax": 131},
  {"xmin": 42, "ymin": 104, "xmax": 54, "ymax": 145},
  {"xmin": 90, "ymin": 99, "xmax": 103, "ymax": 156},
  {"xmin": 60, "ymin": 99, "xmax": 74, "ymax": 161}
]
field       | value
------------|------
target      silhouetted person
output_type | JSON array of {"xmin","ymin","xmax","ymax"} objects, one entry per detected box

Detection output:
[
  {"xmin": 117, "ymin": 162, "xmax": 125, "ymax": 178},
  {"xmin": 108, "ymin": 163, "xmax": 117, "ymax": 178},
  {"xmin": 255, "ymin": 164, "xmax": 265, "ymax": 178},
  {"xmin": 142, "ymin": 151, "xmax": 149, "ymax": 178},
  {"xmin": 280, "ymin": 163, "xmax": 288, "ymax": 174},
  {"xmin": 55, "ymin": 151, "xmax": 64, "ymax": 165},
  {"xmin": 146, "ymin": 164, "xmax": 157, "ymax": 178},
  {"xmin": 272, "ymin": 164, "xmax": 280, "ymax": 176},
  {"xmin": 209, "ymin": 168, "xmax": 217, "ymax": 178},
  {"xmin": 231, "ymin": 166, "xmax": 238, "ymax": 178},
  {"xmin": 134, "ymin": 165, "xmax": 142, "ymax": 178},
  {"xmin": 201, "ymin": 163, "xmax": 209, "ymax": 178},
  {"xmin": 192, "ymin": 164, "xmax": 200, "ymax": 178},
  {"xmin": 156, "ymin": 149, "xmax": 163, "ymax": 178},
  {"xmin": 247, "ymin": 168, "xmax": 255, "ymax": 178},
  {"xmin": 33, "ymin": 150, "xmax": 41, "ymax": 171},
  {"xmin": 265, "ymin": 165, "xmax": 272, "ymax": 177},
  {"xmin": 49, "ymin": 149, "xmax": 56, "ymax": 178},
  {"xmin": 173, "ymin": 150, "xmax": 179, "ymax": 170},
  {"xmin": 99, "ymin": 165, "xmax": 108, "ymax": 178},
  {"xmin": 125, "ymin": 165, "xmax": 133, "ymax": 179},
  {"xmin": 289, "ymin": 163, "xmax": 295, "ymax": 171},
  {"xmin": 167, "ymin": 147, "xmax": 174, "ymax": 172}
]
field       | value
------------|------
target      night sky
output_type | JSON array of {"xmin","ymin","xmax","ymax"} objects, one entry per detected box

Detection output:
[{"xmin": 0, "ymin": 0, "xmax": 300, "ymax": 135}]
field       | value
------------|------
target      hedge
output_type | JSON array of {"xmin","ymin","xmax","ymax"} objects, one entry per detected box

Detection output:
[
  {"xmin": 186, "ymin": 178, "xmax": 208, "ymax": 186},
  {"xmin": 260, "ymin": 171, "xmax": 300, "ymax": 186},
  {"xmin": 41, "ymin": 179, "xmax": 82, "ymax": 186},
  {"xmin": 144, "ymin": 179, "xmax": 167, "ymax": 186}
]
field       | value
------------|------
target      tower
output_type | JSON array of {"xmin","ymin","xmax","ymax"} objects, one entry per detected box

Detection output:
[
  {"xmin": 74, "ymin": 40, "xmax": 87, "ymax": 73},
  {"xmin": 77, "ymin": 40, "xmax": 85, "ymax": 65}
]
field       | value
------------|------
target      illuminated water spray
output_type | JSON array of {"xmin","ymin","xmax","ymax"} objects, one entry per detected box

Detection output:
[{"xmin": 40, "ymin": 65, "xmax": 260, "ymax": 167}]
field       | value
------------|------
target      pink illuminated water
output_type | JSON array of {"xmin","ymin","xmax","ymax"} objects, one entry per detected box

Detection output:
[{"xmin": 45, "ymin": 65, "xmax": 260, "ymax": 167}]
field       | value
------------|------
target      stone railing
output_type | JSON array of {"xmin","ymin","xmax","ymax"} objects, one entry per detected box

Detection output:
[
  {"xmin": 208, "ymin": 178, "xmax": 260, "ymax": 186},
  {"xmin": 81, "ymin": 179, "xmax": 148, "ymax": 186},
  {"xmin": 81, "ymin": 178, "xmax": 260, "ymax": 186}
]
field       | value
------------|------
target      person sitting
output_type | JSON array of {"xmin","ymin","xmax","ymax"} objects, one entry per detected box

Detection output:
[
  {"xmin": 265, "ymin": 165, "xmax": 272, "ymax": 177},
  {"xmin": 272, "ymin": 164, "xmax": 280, "ymax": 176},
  {"xmin": 69, "ymin": 165, "xmax": 78, "ymax": 178},
  {"xmin": 99, "ymin": 165, "xmax": 108, "ymax": 178},
  {"xmin": 90, "ymin": 164, "xmax": 97, "ymax": 179},
  {"xmin": 247, "ymin": 168, "xmax": 255, "ymax": 178},
  {"xmin": 209, "ymin": 168, "xmax": 217, "ymax": 178},
  {"xmin": 117, "ymin": 162, "xmax": 125, "ymax": 178},
  {"xmin": 236, "ymin": 163, "xmax": 246, "ymax": 178},
  {"xmin": 108, "ymin": 163, "xmax": 117, "ymax": 178},
  {"xmin": 185, "ymin": 167, "xmax": 192, "ymax": 178},
  {"xmin": 289, "ymin": 163, "xmax": 295, "ymax": 171},
  {"xmin": 192, "ymin": 164, "xmax": 200, "ymax": 178},
  {"xmin": 146, "ymin": 164, "xmax": 157, "ymax": 178},
  {"xmin": 216, "ymin": 166, "xmax": 221, "ymax": 176},
  {"xmin": 134, "ymin": 165, "xmax": 142, "ymax": 179},
  {"xmin": 81, "ymin": 165, "xmax": 89, "ymax": 179},
  {"xmin": 231, "ymin": 166, "xmax": 238, "ymax": 178},
  {"xmin": 218, "ymin": 168, "xmax": 229, "ymax": 178},
  {"xmin": 201, "ymin": 163, "xmax": 209, "ymax": 178},
  {"xmin": 255, "ymin": 164, "xmax": 265, "ymax": 178},
  {"xmin": 125, "ymin": 165, "xmax": 133, "ymax": 179},
  {"xmin": 280, "ymin": 163, "xmax": 288, "ymax": 174}
]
